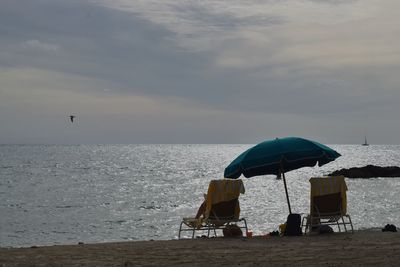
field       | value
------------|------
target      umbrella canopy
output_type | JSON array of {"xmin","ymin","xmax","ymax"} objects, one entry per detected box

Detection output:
[{"xmin": 224, "ymin": 137, "xmax": 341, "ymax": 213}]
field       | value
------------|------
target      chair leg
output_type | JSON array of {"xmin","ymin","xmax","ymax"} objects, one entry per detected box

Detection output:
[
  {"xmin": 307, "ymin": 216, "xmax": 312, "ymax": 234},
  {"xmin": 301, "ymin": 217, "xmax": 308, "ymax": 234},
  {"xmin": 178, "ymin": 222, "xmax": 183, "ymax": 239},
  {"xmin": 308, "ymin": 216, "xmax": 318, "ymax": 234},
  {"xmin": 342, "ymin": 216, "xmax": 348, "ymax": 232},
  {"xmin": 337, "ymin": 220, "xmax": 341, "ymax": 232},
  {"xmin": 347, "ymin": 215, "xmax": 354, "ymax": 233},
  {"xmin": 243, "ymin": 218, "xmax": 248, "ymax": 234}
]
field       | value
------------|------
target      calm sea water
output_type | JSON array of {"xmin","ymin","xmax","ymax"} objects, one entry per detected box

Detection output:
[{"xmin": 1, "ymin": 144, "xmax": 400, "ymax": 247}]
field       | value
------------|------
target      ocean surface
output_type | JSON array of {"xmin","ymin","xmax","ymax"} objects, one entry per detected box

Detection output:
[{"xmin": 1, "ymin": 144, "xmax": 400, "ymax": 247}]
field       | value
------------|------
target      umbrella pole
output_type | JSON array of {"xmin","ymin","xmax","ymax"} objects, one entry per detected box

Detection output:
[{"xmin": 282, "ymin": 171, "xmax": 292, "ymax": 214}]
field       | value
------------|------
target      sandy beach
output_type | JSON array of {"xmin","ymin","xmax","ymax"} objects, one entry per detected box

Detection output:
[{"xmin": 1, "ymin": 230, "xmax": 399, "ymax": 266}]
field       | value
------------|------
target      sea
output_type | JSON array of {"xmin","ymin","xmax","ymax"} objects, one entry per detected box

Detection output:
[{"xmin": 1, "ymin": 144, "xmax": 400, "ymax": 247}]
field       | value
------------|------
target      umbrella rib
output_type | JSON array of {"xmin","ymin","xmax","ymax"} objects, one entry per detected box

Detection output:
[{"xmin": 244, "ymin": 152, "xmax": 328, "ymax": 172}]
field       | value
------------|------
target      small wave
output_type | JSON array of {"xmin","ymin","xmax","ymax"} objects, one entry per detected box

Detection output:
[
  {"xmin": 358, "ymin": 226, "xmax": 382, "ymax": 231},
  {"xmin": 121, "ymin": 237, "xmax": 139, "ymax": 241},
  {"xmin": 55, "ymin": 205, "xmax": 83, "ymax": 209},
  {"xmin": 0, "ymin": 166, "xmax": 13, "ymax": 169},
  {"xmin": 52, "ymin": 230, "xmax": 69, "ymax": 234},
  {"xmin": 105, "ymin": 220, "xmax": 127, "ymax": 225},
  {"xmin": 139, "ymin": 205, "xmax": 161, "ymax": 210},
  {"xmin": 8, "ymin": 203, "xmax": 24, "ymax": 208}
]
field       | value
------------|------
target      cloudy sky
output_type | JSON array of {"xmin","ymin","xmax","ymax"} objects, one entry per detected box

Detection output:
[{"xmin": 1, "ymin": 0, "xmax": 400, "ymax": 144}]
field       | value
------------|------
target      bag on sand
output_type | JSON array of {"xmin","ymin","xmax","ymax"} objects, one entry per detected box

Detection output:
[
  {"xmin": 284, "ymin": 214, "xmax": 302, "ymax": 236},
  {"xmin": 223, "ymin": 224, "xmax": 243, "ymax": 237},
  {"xmin": 382, "ymin": 224, "xmax": 397, "ymax": 232},
  {"xmin": 318, "ymin": 225, "xmax": 334, "ymax": 234}
]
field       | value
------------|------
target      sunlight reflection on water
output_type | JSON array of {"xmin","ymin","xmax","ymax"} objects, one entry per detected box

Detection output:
[{"xmin": 1, "ymin": 144, "xmax": 400, "ymax": 246}]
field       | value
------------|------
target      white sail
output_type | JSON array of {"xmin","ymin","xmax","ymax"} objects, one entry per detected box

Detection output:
[{"xmin": 362, "ymin": 136, "xmax": 369, "ymax": 146}]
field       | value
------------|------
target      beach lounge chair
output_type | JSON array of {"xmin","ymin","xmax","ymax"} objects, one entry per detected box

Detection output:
[
  {"xmin": 302, "ymin": 176, "xmax": 354, "ymax": 234},
  {"xmin": 178, "ymin": 179, "xmax": 248, "ymax": 239}
]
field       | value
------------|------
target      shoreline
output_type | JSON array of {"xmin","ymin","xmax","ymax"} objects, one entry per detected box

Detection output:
[{"xmin": 1, "ymin": 229, "xmax": 400, "ymax": 266}]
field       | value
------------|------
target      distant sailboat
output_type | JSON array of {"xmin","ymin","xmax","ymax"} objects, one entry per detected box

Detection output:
[{"xmin": 362, "ymin": 136, "xmax": 369, "ymax": 146}]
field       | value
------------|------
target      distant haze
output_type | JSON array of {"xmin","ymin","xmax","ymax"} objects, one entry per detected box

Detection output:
[{"xmin": 1, "ymin": 0, "xmax": 400, "ymax": 144}]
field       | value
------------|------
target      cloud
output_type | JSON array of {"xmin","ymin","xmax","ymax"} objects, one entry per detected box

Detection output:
[
  {"xmin": 1, "ymin": 0, "xmax": 400, "ymax": 143},
  {"xmin": 90, "ymin": 0, "xmax": 288, "ymax": 50},
  {"xmin": 21, "ymin": 39, "xmax": 59, "ymax": 52}
]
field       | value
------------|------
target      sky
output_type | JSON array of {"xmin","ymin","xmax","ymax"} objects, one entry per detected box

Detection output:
[{"xmin": 1, "ymin": 0, "xmax": 400, "ymax": 144}]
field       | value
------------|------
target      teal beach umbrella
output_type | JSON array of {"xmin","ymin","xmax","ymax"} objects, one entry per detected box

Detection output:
[{"xmin": 224, "ymin": 137, "xmax": 341, "ymax": 214}]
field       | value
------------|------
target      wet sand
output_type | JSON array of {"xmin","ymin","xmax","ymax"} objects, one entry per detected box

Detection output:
[{"xmin": 1, "ymin": 230, "xmax": 399, "ymax": 266}]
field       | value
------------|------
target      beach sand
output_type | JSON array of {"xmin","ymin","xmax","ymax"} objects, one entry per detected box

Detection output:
[{"xmin": 1, "ymin": 230, "xmax": 399, "ymax": 266}]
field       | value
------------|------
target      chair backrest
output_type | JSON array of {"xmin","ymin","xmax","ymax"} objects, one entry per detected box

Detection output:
[
  {"xmin": 309, "ymin": 176, "xmax": 347, "ymax": 216},
  {"xmin": 204, "ymin": 179, "xmax": 245, "ymax": 220},
  {"xmin": 312, "ymin": 192, "xmax": 342, "ymax": 216},
  {"xmin": 208, "ymin": 198, "xmax": 239, "ymax": 220}
]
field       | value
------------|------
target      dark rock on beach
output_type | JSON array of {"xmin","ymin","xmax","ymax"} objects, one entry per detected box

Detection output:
[{"xmin": 328, "ymin": 165, "xmax": 400, "ymax": 178}]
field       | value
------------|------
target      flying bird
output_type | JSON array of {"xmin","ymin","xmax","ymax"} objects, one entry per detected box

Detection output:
[{"xmin": 69, "ymin": 115, "xmax": 76, "ymax": 123}]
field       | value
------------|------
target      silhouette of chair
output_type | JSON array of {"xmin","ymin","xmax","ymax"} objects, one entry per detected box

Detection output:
[
  {"xmin": 302, "ymin": 176, "xmax": 354, "ymax": 234},
  {"xmin": 178, "ymin": 179, "xmax": 248, "ymax": 239}
]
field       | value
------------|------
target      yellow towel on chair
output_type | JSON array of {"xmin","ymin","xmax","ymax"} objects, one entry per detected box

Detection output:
[
  {"xmin": 309, "ymin": 176, "xmax": 347, "ymax": 215},
  {"xmin": 205, "ymin": 179, "xmax": 245, "ymax": 219}
]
